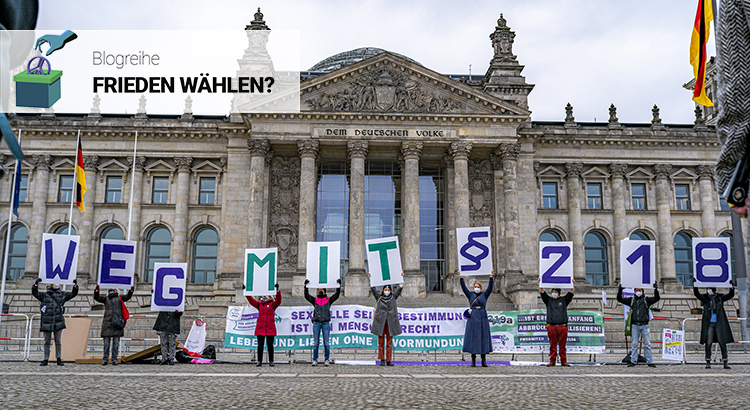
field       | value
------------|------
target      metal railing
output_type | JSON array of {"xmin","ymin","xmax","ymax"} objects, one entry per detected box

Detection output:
[
  {"xmin": 0, "ymin": 313, "xmax": 30, "ymax": 360},
  {"xmin": 681, "ymin": 317, "xmax": 750, "ymax": 364}
]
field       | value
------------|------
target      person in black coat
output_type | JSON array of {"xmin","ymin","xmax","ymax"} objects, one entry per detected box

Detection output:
[
  {"xmin": 694, "ymin": 283, "xmax": 735, "ymax": 369},
  {"xmin": 94, "ymin": 284, "xmax": 134, "ymax": 365},
  {"xmin": 31, "ymin": 278, "xmax": 79, "ymax": 366},
  {"xmin": 460, "ymin": 271, "xmax": 494, "ymax": 367},
  {"xmin": 539, "ymin": 277, "xmax": 575, "ymax": 367},
  {"xmin": 304, "ymin": 278, "xmax": 341, "ymax": 366},
  {"xmin": 153, "ymin": 311, "xmax": 182, "ymax": 365}
]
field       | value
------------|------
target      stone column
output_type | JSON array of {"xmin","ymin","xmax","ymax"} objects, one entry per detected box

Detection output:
[
  {"xmin": 443, "ymin": 154, "xmax": 460, "ymax": 296},
  {"xmin": 654, "ymin": 164, "xmax": 677, "ymax": 284},
  {"xmin": 490, "ymin": 154, "xmax": 505, "ymax": 281},
  {"xmin": 294, "ymin": 140, "xmax": 319, "ymax": 297},
  {"xmin": 610, "ymin": 163, "xmax": 628, "ymax": 284},
  {"xmin": 172, "ymin": 157, "xmax": 192, "ymax": 264},
  {"xmin": 346, "ymin": 141, "xmax": 369, "ymax": 297},
  {"xmin": 498, "ymin": 143, "xmax": 522, "ymax": 277},
  {"xmin": 565, "ymin": 163, "xmax": 586, "ymax": 283},
  {"xmin": 697, "ymin": 165, "xmax": 717, "ymax": 237},
  {"xmin": 451, "ymin": 142, "xmax": 473, "ymax": 230},
  {"xmin": 401, "ymin": 141, "xmax": 425, "ymax": 298},
  {"xmin": 126, "ymin": 156, "xmax": 146, "ymax": 242},
  {"xmin": 25, "ymin": 155, "xmax": 53, "ymax": 276},
  {"xmin": 247, "ymin": 139, "xmax": 270, "ymax": 248},
  {"xmin": 78, "ymin": 155, "xmax": 99, "ymax": 280}
]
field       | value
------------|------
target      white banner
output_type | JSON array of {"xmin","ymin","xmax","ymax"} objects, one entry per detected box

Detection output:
[
  {"xmin": 620, "ymin": 240, "xmax": 655, "ymax": 289},
  {"xmin": 244, "ymin": 248, "xmax": 278, "ymax": 296},
  {"xmin": 97, "ymin": 239, "xmax": 136, "ymax": 289},
  {"xmin": 539, "ymin": 241, "xmax": 574, "ymax": 288},
  {"xmin": 365, "ymin": 236, "xmax": 403, "ymax": 287},
  {"xmin": 692, "ymin": 237, "xmax": 732, "ymax": 288},
  {"xmin": 150, "ymin": 262, "xmax": 187, "ymax": 312},
  {"xmin": 38, "ymin": 233, "xmax": 80, "ymax": 285},
  {"xmin": 306, "ymin": 241, "xmax": 341, "ymax": 288},
  {"xmin": 662, "ymin": 329, "xmax": 684, "ymax": 361},
  {"xmin": 456, "ymin": 226, "xmax": 493, "ymax": 276}
]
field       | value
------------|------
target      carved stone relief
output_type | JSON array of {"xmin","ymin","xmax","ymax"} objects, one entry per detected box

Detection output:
[
  {"xmin": 268, "ymin": 156, "xmax": 300, "ymax": 272},
  {"xmin": 468, "ymin": 159, "xmax": 494, "ymax": 227}
]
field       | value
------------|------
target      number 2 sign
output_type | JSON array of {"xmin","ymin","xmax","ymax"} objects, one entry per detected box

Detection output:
[
  {"xmin": 539, "ymin": 242, "xmax": 573, "ymax": 288},
  {"xmin": 620, "ymin": 240, "xmax": 656, "ymax": 289},
  {"xmin": 692, "ymin": 237, "xmax": 732, "ymax": 287}
]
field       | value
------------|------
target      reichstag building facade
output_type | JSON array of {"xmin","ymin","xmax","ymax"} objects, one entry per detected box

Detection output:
[{"xmin": 0, "ymin": 11, "xmax": 732, "ymax": 314}]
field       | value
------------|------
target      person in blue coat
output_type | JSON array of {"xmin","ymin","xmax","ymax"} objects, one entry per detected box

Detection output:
[{"xmin": 460, "ymin": 271, "xmax": 494, "ymax": 367}]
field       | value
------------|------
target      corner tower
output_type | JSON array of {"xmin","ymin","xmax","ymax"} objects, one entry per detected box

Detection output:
[{"xmin": 482, "ymin": 14, "xmax": 534, "ymax": 110}]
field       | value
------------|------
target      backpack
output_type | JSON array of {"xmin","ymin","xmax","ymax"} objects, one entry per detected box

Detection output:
[{"xmin": 202, "ymin": 345, "xmax": 216, "ymax": 360}]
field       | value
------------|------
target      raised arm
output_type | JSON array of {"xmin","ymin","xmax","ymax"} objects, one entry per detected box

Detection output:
[
  {"xmin": 93, "ymin": 286, "xmax": 106, "ymax": 304},
  {"xmin": 459, "ymin": 277, "xmax": 470, "ymax": 298},
  {"xmin": 393, "ymin": 284, "xmax": 403, "ymax": 300},
  {"xmin": 723, "ymin": 286, "xmax": 735, "ymax": 302},
  {"xmin": 329, "ymin": 284, "xmax": 341, "ymax": 304},
  {"xmin": 121, "ymin": 287, "xmax": 135, "ymax": 303},
  {"xmin": 303, "ymin": 284, "xmax": 314, "ymax": 305},
  {"xmin": 31, "ymin": 280, "xmax": 43, "ymax": 302},
  {"xmin": 564, "ymin": 291, "xmax": 574, "ymax": 305},
  {"xmin": 64, "ymin": 282, "xmax": 79, "ymax": 302},
  {"xmin": 246, "ymin": 295, "xmax": 259, "ymax": 308},
  {"xmin": 616, "ymin": 285, "xmax": 631, "ymax": 307},
  {"xmin": 371, "ymin": 287, "xmax": 380, "ymax": 301},
  {"xmin": 273, "ymin": 290, "xmax": 282, "ymax": 309},
  {"xmin": 647, "ymin": 287, "xmax": 660, "ymax": 307},
  {"xmin": 483, "ymin": 278, "xmax": 494, "ymax": 299},
  {"xmin": 693, "ymin": 286, "xmax": 707, "ymax": 303}
]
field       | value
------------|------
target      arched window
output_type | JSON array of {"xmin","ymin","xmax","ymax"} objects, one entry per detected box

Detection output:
[
  {"xmin": 584, "ymin": 232, "xmax": 609, "ymax": 286},
  {"xmin": 674, "ymin": 232, "xmax": 694, "ymax": 286},
  {"xmin": 540, "ymin": 231, "xmax": 562, "ymax": 242},
  {"xmin": 54, "ymin": 225, "xmax": 76, "ymax": 235},
  {"xmin": 145, "ymin": 227, "xmax": 171, "ymax": 282},
  {"xmin": 629, "ymin": 231, "xmax": 650, "ymax": 240},
  {"xmin": 101, "ymin": 226, "xmax": 124, "ymax": 240},
  {"xmin": 2, "ymin": 225, "xmax": 28, "ymax": 281},
  {"xmin": 192, "ymin": 227, "xmax": 218, "ymax": 284},
  {"xmin": 719, "ymin": 232, "xmax": 736, "ymax": 282}
]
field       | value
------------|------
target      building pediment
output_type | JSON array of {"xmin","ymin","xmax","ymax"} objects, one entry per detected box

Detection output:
[{"xmin": 301, "ymin": 52, "xmax": 530, "ymax": 117}]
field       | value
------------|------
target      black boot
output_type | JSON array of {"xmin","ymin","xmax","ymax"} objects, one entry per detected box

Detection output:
[
  {"xmin": 40, "ymin": 360, "xmax": 48, "ymax": 366},
  {"xmin": 723, "ymin": 360, "xmax": 731, "ymax": 369},
  {"xmin": 256, "ymin": 361, "xmax": 262, "ymax": 367},
  {"xmin": 56, "ymin": 358, "xmax": 64, "ymax": 366},
  {"xmin": 380, "ymin": 360, "xmax": 386, "ymax": 366},
  {"xmin": 705, "ymin": 360, "xmax": 711, "ymax": 369},
  {"xmin": 481, "ymin": 354, "xmax": 488, "ymax": 367},
  {"xmin": 471, "ymin": 354, "xmax": 476, "ymax": 367}
]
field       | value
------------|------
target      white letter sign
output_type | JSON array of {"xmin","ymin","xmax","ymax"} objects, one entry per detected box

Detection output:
[
  {"xmin": 456, "ymin": 226, "xmax": 493, "ymax": 276},
  {"xmin": 97, "ymin": 239, "xmax": 136, "ymax": 289},
  {"xmin": 151, "ymin": 262, "xmax": 187, "ymax": 312},
  {"xmin": 539, "ymin": 241, "xmax": 574, "ymax": 288},
  {"xmin": 692, "ymin": 237, "xmax": 732, "ymax": 288},
  {"xmin": 366, "ymin": 236, "xmax": 403, "ymax": 287},
  {"xmin": 244, "ymin": 248, "xmax": 278, "ymax": 296},
  {"xmin": 620, "ymin": 240, "xmax": 656, "ymax": 289},
  {"xmin": 38, "ymin": 233, "xmax": 80, "ymax": 285},
  {"xmin": 306, "ymin": 241, "xmax": 341, "ymax": 288}
]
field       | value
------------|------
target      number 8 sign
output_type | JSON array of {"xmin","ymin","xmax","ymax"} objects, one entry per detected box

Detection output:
[
  {"xmin": 539, "ymin": 242, "xmax": 573, "ymax": 288},
  {"xmin": 692, "ymin": 237, "xmax": 732, "ymax": 287}
]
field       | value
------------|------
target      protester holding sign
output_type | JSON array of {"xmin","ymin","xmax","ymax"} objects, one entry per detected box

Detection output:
[
  {"xmin": 460, "ymin": 272, "xmax": 494, "ymax": 367},
  {"xmin": 246, "ymin": 283, "xmax": 282, "ymax": 367},
  {"xmin": 617, "ymin": 283, "xmax": 660, "ymax": 367},
  {"xmin": 31, "ymin": 278, "xmax": 78, "ymax": 366},
  {"xmin": 153, "ymin": 310, "xmax": 182, "ymax": 365},
  {"xmin": 539, "ymin": 277, "xmax": 575, "ymax": 367},
  {"xmin": 304, "ymin": 278, "xmax": 341, "ymax": 366},
  {"xmin": 693, "ymin": 283, "xmax": 735, "ymax": 369},
  {"xmin": 370, "ymin": 272, "xmax": 404, "ymax": 366},
  {"xmin": 93, "ymin": 284, "xmax": 134, "ymax": 365}
]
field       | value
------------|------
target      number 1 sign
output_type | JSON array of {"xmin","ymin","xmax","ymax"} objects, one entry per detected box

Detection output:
[
  {"xmin": 620, "ymin": 240, "xmax": 656, "ymax": 289},
  {"xmin": 692, "ymin": 237, "xmax": 732, "ymax": 287},
  {"xmin": 539, "ymin": 242, "xmax": 573, "ymax": 288}
]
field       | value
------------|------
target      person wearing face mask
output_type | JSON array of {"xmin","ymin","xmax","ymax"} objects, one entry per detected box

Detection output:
[
  {"xmin": 617, "ymin": 282, "xmax": 660, "ymax": 368},
  {"xmin": 539, "ymin": 277, "xmax": 575, "ymax": 367},
  {"xmin": 369, "ymin": 272, "xmax": 404, "ymax": 366},
  {"xmin": 246, "ymin": 283, "xmax": 282, "ymax": 367},
  {"xmin": 459, "ymin": 271, "xmax": 494, "ymax": 367},
  {"xmin": 694, "ymin": 282, "xmax": 735, "ymax": 369},
  {"xmin": 31, "ymin": 278, "xmax": 79, "ymax": 366},
  {"xmin": 93, "ymin": 284, "xmax": 134, "ymax": 365},
  {"xmin": 304, "ymin": 278, "xmax": 342, "ymax": 366}
]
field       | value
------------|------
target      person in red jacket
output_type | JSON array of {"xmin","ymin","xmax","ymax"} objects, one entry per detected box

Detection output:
[{"xmin": 246, "ymin": 283, "xmax": 281, "ymax": 367}]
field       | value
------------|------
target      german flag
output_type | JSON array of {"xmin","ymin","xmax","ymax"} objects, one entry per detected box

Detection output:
[
  {"xmin": 690, "ymin": 0, "xmax": 714, "ymax": 107},
  {"xmin": 75, "ymin": 138, "xmax": 86, "ymax": 212}
]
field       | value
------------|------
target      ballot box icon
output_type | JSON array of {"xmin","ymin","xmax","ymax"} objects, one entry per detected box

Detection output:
[{"xmin": 14, "ymin": 56, "xmax": 63, "ymax": 108}]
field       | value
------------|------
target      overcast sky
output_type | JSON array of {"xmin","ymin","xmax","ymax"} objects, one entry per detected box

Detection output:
[{"xmin": 35, "ymin": 0, "xmax": 709, "ymax": 124}]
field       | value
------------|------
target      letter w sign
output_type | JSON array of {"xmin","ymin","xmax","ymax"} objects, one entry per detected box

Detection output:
[{"xmin": 244, "ymin": 248, "xmax": 278, "ymax": 296}]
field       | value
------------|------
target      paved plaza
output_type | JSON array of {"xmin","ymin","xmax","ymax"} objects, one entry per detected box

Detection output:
[{"xmin": 0, "ymin": 361, "xmax": 748, "ymax": 409}]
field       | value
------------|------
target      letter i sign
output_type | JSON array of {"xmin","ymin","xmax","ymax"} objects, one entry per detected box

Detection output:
[{"xmin": 306, "ymin": 241, "xmax": 341, "ymax": 288}]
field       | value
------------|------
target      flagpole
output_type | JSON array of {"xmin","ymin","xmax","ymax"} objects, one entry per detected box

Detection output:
[
  {"xmin": 0, "ymin": 130, "xmax": 21, "ymax": 327},
  {"xmin": 67, "ymin": 130, "xmax": 81, "ymax": 236},
  {"xmin": 127, "ymin": 131, "xmax": 137, "ymax": 241}
]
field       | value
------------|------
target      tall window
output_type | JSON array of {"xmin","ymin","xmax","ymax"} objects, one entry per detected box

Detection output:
[
  {"xmin": 192, "ymin": 227, "xmax": 218, "ymax": 284},
  {"xmin": 584, "ymin": 232, "xmax": 608, "ymax": 286},
  {"xmin": 540, "ymin": 230, "xmax": 562, "ymax": 242},
  {"xmin": 199, "ymin": 177, "xmax": 216, "ymax": 205},
  {"xmin": 420, "ymin": 164, "xmax": 445, "ymax": 292},
  {"xmin": 1, "ymin": 225, "xmax": 28, "ymax": 281},
  {"xmin": 631, "ymin": 183, "xmax": 647, "ymax": 210},
  {"xmin": 719, "ymin": 232, "xmax": 736, "ymax": 282},
  {"xmin": 364, "ymin": 162, "xmax": 401, "ymax": 273},
  {"xmin": 629, "ymin": 231, "xmax": 650, "ymax": 240},
  {"xmin": 675, "ymin": 184, "xmax": 691, "ymax": 210},
  {"xmin": 145, "ymin": 227, "xmax": 171, "ymax": 282},
  {"xmin": 542, "ymin": 182, "xmax": 558, "ymax": 209},
  {"xmin": 58, "ymin": 175, "xmax": 74, "ymax": 202},
  {"xmin": 18, "ymin": 175, "xmax": 28, "ymax": 202},
  {"xmin": 54, "ymin": 225, "xmax": 77, "ymax": 235},
  {"xmin": 674, "ymin": 232, "xmax": 693, "ymax": 286},
  {"xmin": 316, "ymin": 161, "xmax": 350, "ymax": 277},
  {"xmin": 152, "ymin": 177, "xmax": 169, "ymax": 204},
  {"xmin": 587, "ymin": 183, "xmax": 602, "ymax": 209},
  {"xmin": 106, "ymin": 176, "xmax": 122, "ymax": 203}
]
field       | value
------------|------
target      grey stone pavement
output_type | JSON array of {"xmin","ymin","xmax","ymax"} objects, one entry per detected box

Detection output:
[{"xmin": 1, "ymin": 361, "xmax": 748, "ymax": 409}]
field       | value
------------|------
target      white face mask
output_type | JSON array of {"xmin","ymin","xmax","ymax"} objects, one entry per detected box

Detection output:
[
  {"xmin": 707, "ymin": 289, "xmax": 714, "ymax": 296},
  {"xmin": 474, "ymin": 287, "xmax": 482, "ymax": 294},
  {"xmin": 383, "ymin": 290, "xmax": 391, "ymax": 296},
  {"xmin": 635, "ymin": 291, "xmax": 643, "ymax": 297},
  {"xmin": 550, "ymin": 292, "xmax": 559, "ymax": 299}
]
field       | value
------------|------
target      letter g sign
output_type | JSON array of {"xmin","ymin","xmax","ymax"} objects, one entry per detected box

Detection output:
[{"xmin": 151, "ymin": 263, "xmax": 187, "ymax": 312}]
